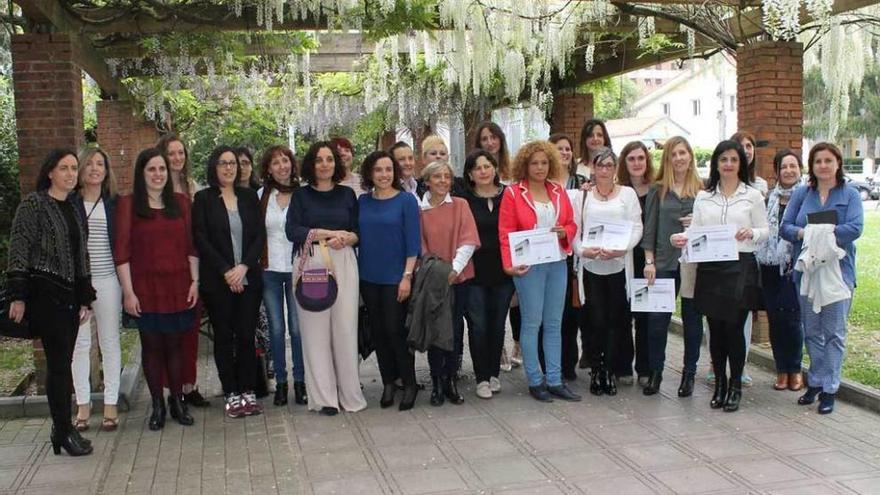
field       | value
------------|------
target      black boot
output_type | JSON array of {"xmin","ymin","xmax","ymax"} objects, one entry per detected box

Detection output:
[
  {"xmin": 589, "ymin": 369, "xmax": 604, "ymax": 396},
  {"xmin": 604, "ymin": 370, "xmax": 618, "ymax": 396},
  {"xmin": 380, "ymin": 383, "xmax": 397, "ymax": 409},
  {"xmin": 643, "ymin": 371, "xmax": 662, "ymax": 396},
  {"xmin": 50, "ymin": 427, "xmax": 93, "ymax": 456},
  {"xmin": 677, "ymin": 371, "xmax": 695, "ymax": 398},
  {"xmin": 430, "ymin": 376, "xmax": 444, "ymax": 406},
  {"xmin": 149, "ymin": 397, "xmax": 166, "ymax": 431},
  {"xmin": 798, "ymin": 386, "xmax": 822, "ymax": 405},
  {"xmin": 274, "ymin": 381, "xmax": 289, "ymax": 406},
  {"xmin": 442, "ymin": 375, "xmax": 464, "ymax": 405},
  {"xmin": 724, "ymin": 378, "xmax": 742, "ymax": 412},
  {"xmin": 399, "ymin": 384, "xmax": 419, "ymax": 411},
  {"xmin": 293, "ymin": 381, "xmax": 308, "ymax": 405},
  {"xmin": 70, "ymin": 428, "xmax": 92, "ymax": 447},
  {"xmin": 168, "ymin": 394, "xmax": 194, "ymax": 426},
  {"xmin": 710, "ymin": 375, "xmax": 728, "ymax": 409},
  {"xmin": 817, "ymin": 392, "xmax": 835, "ymax": 414}
]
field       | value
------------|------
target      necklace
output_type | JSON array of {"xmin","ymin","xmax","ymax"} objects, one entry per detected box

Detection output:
[{"xmin": 595, "ymin": 184, "xmax": 614, "ymax": 201}]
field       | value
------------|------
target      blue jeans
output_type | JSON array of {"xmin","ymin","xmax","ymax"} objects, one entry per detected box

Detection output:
[
  {"xmin": 465, "ymin": 282, "xmax": 516, "ymax": 382},
  {"xmin": 646, "ymin": 269, "xmax": 704, "ymax": 374},
  {"xmin": 761, "ymin": 265, "xmax": 803, "ymax": 373},
  {"xmin": 512, "ymin": 260, "xmax": 567, "ymax": 387},
  {"xmin": 800, "ymin": 295, "xmax": 850, "ymax": 394},
  {"xmin": 262, "ymin": 271, "xmax": 304, "ymax": 383}
]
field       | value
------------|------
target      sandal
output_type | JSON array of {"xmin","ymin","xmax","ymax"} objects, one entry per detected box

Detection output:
[
  {"xmin": 74, "ymin": 418, "xmax": 89, "ymax": 432},
  {"xmin": 100, "ymin": 417, "xmax": 119, "ymax": 432}
]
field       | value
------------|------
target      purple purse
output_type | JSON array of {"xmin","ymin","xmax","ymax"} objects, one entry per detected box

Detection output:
[{"xmin": 295, "ymin": 231, "xmax": 338, "ymax": 312}]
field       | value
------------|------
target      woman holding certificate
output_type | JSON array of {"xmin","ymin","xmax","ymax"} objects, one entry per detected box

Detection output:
[
  {"xmin": 781, "ymin": 142, "xmax": 863, "ymax": 415},
  {"xmin": 573, "ymin": 148, "xmax": 643, "ymax": 397},
  {"xmin": 498, "ymin": 140, "xmax": 579, "ymax": 403},
  {"xmin": 671, "ymin": 140, "xmax": 768, "ymax": 412}
]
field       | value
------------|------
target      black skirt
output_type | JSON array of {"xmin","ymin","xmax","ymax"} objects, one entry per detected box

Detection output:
[{"xmin": 694, "ymin": 252, "xmax": 761, "ymax": 322}]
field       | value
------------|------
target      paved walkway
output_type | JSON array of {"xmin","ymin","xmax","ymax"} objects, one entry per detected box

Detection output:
[{"xmin": 1, "ymin": 333, "xmax": 879, "ymax": 495}]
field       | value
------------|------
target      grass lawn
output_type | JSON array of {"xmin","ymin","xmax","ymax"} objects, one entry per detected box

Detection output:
[{"xmin": 845, "ymin": 205, "xmax": 880, "ymax": 388}]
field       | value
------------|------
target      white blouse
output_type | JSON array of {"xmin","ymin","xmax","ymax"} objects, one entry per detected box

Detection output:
[
  {"xmin": 691, "ymin": 182, "xmax": 769, "ymax": 253},
  {"xmin": 573, "ymin": 186, "xmax": 643, "ymax": 275},
  {"xmin": 262, "ymin": 189, "xmax": 294, "ymax": 273}
]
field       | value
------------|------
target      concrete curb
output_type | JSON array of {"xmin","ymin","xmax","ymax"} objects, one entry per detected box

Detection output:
[
  {"xmin": 0, "ymin": 339, "xmax": 142, "ymax": 418},
  {"xmin": 669, "ymin": 317, "xmax": 880, "ymax": 415}
]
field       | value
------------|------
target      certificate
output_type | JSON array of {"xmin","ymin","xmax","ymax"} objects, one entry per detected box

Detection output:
[
  {"xmin": 582, "ymin": 216, "xmax": 633, "ymax": 251},
  {"xmin": 509, "ymin": 228, "xmax": 564, "ymax": 267},
  {"xmin": 630, "ymin": 278, "xmax": 676, "ymax": 313},
  {"xmin": 685, "ymin": 224, "xmax": 738, "ymax": 263}
]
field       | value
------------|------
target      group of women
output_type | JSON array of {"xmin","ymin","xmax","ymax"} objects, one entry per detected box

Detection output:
[{"xmin": 5, "ymin": 117, "xmax": 863, "ymax": 457}]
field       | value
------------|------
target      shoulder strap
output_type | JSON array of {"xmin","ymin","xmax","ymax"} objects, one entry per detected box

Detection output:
[
  {"xmin": 318, "ymin": 239, "xmax": 334, "ymax": 273},
  {"xmin": 579, "ymin": 191, "xmax": 588, "ymax": 243}
]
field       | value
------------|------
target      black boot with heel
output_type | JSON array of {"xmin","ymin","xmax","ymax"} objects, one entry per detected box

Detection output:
[
  {"xmin": 148, "ymin": 396, "xmax": 166, "ymax": 431},
  {"xmin": 274, "ymin": 381, "xmax": 289, "ymax": 406},
  {"xmin": 168, "ymin": 394, "xmax": 194, "ymax": 426}
]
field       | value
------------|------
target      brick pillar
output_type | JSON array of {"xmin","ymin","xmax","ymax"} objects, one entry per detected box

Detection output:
[
  {"xmin": 549, "ymin": 92, "xmax": 594, "ymax": 159},
  {"xmin": 97, "ymin": 100, "xmax": 160, "ymax": 194},
  {"xmin": 11, "ymin": 33, "xmax": 85, "ymax": 193},
  {"xmin": 737, "ymin": 41, "xmax": 804, "ymax": 185}
]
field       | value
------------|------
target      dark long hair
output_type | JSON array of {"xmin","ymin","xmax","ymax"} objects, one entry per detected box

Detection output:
[
  {"xmin": 578, "ymin": 118, "xmax": 612, "ymax": 165},
  {"xmin": 730, "ymin": 131, "xmax": 757, "ymax": 183},
  {"xmin": 706, "ymin": 140, "xmax": 750, "ymax": 193},
  {"xmin": 807, "ymin": 142, "xmax": 845, "ymax": 188},
  {"xmin": 35, "ymin": 148, "xmax": 78, "ymax": 192},
  {"xmin": 301, "ymin": 141, "xmax": 345, "ymax": 185},
  {"xmin": 360, "ymin": 150, "xmax": 402, "ymax": 191},
  {"xmin": 473, "ymin": 121, "xmax": 511, "ymax": 180},
  {"xmin": 133, "ymin": 148, "xmax": 180, "ymax": 218},
  {"xmin": 234, "ymin": 146, "xmax": 261, "ymax": 189},
  {"xmin": 205, "ymin": 145, "xmax": 240, "ymax": 188},
  {"xmin": 462, "ymin": 149, "xmax": 501, "ymax": 192}
]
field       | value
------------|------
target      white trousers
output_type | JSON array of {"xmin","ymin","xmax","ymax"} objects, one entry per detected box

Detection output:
[
  {"xmin": 294, "ymin": 245, "xmax": 366, "ymax": 413},
  {"xmin": 72, "ymin": 275, "xmax": 122, "ymax": 406}
]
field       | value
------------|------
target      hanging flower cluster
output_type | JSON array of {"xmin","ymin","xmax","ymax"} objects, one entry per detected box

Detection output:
[{"xmin": 764, "ymin": 0, "xmax": 835, "ymax": 40}]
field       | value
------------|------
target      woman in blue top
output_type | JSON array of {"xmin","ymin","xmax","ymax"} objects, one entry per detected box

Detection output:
[
  {"xmin": 781, "ymin": 142, "xmax": 863, "ymax": 415},
  {"xmin": 358, "ymin": 150, "xmax": 421, "ymax": 411}
]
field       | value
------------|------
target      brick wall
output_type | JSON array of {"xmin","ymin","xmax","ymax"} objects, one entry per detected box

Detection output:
[
  {"xmin": 737, "ymin": 41, "xmax": 804, "ymax": 186},
  {"xmin": 11, "ymin": 33, "xmax": 85, "ymax": 193},
  {"xmin": 549, "ymin": 92, "xmax": 594, "ymax": 160},
  {"xmin": 96, "ymin": 100, "xmax": 160, "ymax": 194}
]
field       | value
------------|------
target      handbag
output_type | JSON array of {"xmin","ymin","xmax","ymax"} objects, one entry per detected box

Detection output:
[
  {"xmin": 570, "ymin": 190, "xmax": 589, "ymax": 308},
  {"xmin": 0, "ymin": 284, "xmax": 35, "ymax": 339},
  {"xmin": 294, "ymin": 230, "xmax": 339, "ymax": 312}
]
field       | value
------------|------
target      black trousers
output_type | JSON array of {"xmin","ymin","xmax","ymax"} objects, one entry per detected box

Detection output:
[
  {"xmin": 361, "ymin": 281, "xmax": 415, "ymax": 387},
  {"xmin": 582, "ymin": 270, "xmax": 628, "ymax": 371},
  {"xmin": 708, "ymin": 311, "xmax": 749, "ymax": 384},
  {"xmin": 31, "ymin": 293, "xmax": 78, "ymax": 435},
  {"xmin": 203, "ymin": 285, "xmax": 261, "ymax": 395}
]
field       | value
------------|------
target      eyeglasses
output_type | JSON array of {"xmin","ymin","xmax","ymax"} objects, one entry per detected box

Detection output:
[
  {"xmin": 595, "ymin": 161, "xmax": 616, "ymax": 169},
  {"xmin": 218, "ymin": 160, "xmax": 238, "ymax": 168}
]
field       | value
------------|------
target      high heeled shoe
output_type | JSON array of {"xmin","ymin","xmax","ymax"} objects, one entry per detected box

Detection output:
[
  {"xmin": 168, "ymin": 394, "xmax": 194, "ymax": 426},
  {"xmin": 798, "ymin": 386, "xmax": 822, "ymax": 405},
  {"xmin": 643, "ymin": 371, "xmax": 663, "ymax": 396},
  {"xmin": 274, "ymin": 381, "xmax": 289, "ymax": 406},
  {"xmin": 148, "ymin": 397, "xmax": 166, "ymax": 431},
  {"xmin": 603, "ymin": 370, "xmax": 618, "ymax": 396},
  {"xmin": 399, "ymin": 384, "xmax": 419, "ymax": 411},
  {"xmin": 589, "ymin": 369, "xmax": 604, "ymax": 396},
  {"xmin": 430, "ymin": 376, "xmax": 444, "ymax": 406},
  {"xmin": 51, "ymin": 429, "xmax": 93, "ymax": 456},
  {"xmin": 678, "ymin": 371, "xmax": 695, "ymax": 397},
  {"xmin": 380, "ymin": 383, "xmax": 397, "ymax": 409},
  {"xmin": 710, "ymin": 375, "xmax": 728, "ymax": 409},
  {"xmin": 442, "ymin": 375, "xmax": 464, "ymax": 405},
  {"xmin": 293, "ymin": 381, "xmax": 308, "ymax": 405},
  {"xmin": 723, "ymin": 378, "xmax": 742, "ymax": 412}
]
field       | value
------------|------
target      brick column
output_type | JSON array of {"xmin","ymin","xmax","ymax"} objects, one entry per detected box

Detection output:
[
  {"xmin": 11, "ymin": 33, "xmax": 85, "ymax": 193},
  {"xmin": 96, "ymin": 100, "xmax": 160, "ymax": 194},
  {"xmin": 549, "ymin": 92, "xmax": 594, "ymax": 159},
  {"xmin": 737, "ymin": 41, "xmax": 804, "ymax": 185}
]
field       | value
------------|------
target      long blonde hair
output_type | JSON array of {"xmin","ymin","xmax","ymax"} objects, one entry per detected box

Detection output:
[
  {"xmin": 77, "ymin": 146, "xmax": 118, "ymax": 198},
  {"xmin": 655, "ymin": 136, "xmax": 702, "ymax": 201}
]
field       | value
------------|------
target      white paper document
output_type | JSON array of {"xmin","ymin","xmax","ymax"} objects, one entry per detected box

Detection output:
[
  {"xmin": 685, "ymin": 224, "xmax": 738, "ymax": 263},
  {"xmin": 508, "ymin": 228, "xmax": 564, "ymax": 267},
  {"xmin": 581, "ymin": 217, "xmax": 633, "ymax": 251},
  {"xmin": 630, "ymin": 278, "xmax": 676, "ymax": 313}
]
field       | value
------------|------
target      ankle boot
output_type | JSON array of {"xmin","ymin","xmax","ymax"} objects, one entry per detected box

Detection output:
[
  {"xmin": 643, "ymin": 371, "xmax": 663, "ymax": 396},
  {"xmin": 399, "ymin": 384, "xmax": 419, "ymax": 411},
  {"xmin": 724, "ymin": 378, "xmax": 742, "ymax": 412},
  {"xmin": 798, "ymin": 386, "xmax": 822, "ymax": 405},
  {"xmin": 168, "ymin": 394, "xmax": 194, "ymax": 426},
  {"xmin": 589, "ymin": 369, "xmax": 604, "ymax": 396},
  {"xmin": 274, "ymin": 381, "xmax": 289, "ymax": 406},
  {"xmin": 710, "ymin": 376, "xmax": 728, "ymax": 409},
  {"xmin": 50, "ymin": 427, "xmax": 93, "ymax": 456},
  {"xmin": 817, "ymin": 392, "xmax": 835, "ymax": 414},
  {"xmin": 149, "ymin": 397, "xmax": 166, "ymax": 431},
  {"xmin": 430, "ymin": 376, "xmax": 444, "ymax": 406},
  {"xmin": 604, "ymin": 370, "xmax": 618, "ymax": 396},
  {"xmin": 293, "ymin": 381, "xmax": 308, "ymax": 405},
  {"xmin": 678, "ymin": 371, "xmax": 695, "ymax": 397},
  {"xmin": 442, "ymin": 375, "xmax": 464, "ymax": 405},
  {"xmin": 380, "ymin": 383, "xmax": 397, "ymax": 409}
]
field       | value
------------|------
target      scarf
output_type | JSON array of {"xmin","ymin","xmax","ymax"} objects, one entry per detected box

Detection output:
[{"xmin": 756, "ymin": 183, "xmax": 795, "ymax": 273}]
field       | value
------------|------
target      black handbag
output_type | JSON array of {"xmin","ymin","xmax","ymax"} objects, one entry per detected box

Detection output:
[
  {"xmin": 294, "ymin": 232, "xmax": 339, "ymax": 312},
  {"xmin": 0, "ymin": 285, "xmax": 35, "ymax": 339}
]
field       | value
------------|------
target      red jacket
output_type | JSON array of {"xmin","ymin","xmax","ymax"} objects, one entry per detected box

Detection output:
[{"xmin": 498, "ymin": 180, "xmax": 577, "ymax": 270}]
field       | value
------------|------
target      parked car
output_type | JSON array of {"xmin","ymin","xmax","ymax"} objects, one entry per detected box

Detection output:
[{"xmin": 844, "ymin": 175, "xmax": 879, "ymax": 201}]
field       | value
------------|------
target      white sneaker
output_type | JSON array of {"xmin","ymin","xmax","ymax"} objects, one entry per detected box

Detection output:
[
  {"xmin": 476, "ymin": 381, "xmax": 493, "ymax": 399},
  {"xmin": 489, "ymin": 376, "xmax": 502, "ymax": 393}
]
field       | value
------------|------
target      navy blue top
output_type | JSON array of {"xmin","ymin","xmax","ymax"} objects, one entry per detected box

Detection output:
[
  {"xmin": 780, "ymin": 183, "xmax": 863, "ymax": 289},
  {"xmin": 285, "ymin": 185, "xmax": 359, "ymax": 254},
  {"xmin": 357, "ymin": 191, "xmax": 421, "ymax": 285}
]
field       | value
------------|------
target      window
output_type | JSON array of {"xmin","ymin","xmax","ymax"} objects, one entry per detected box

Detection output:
[
  {"xmin": 691, "ymin": 99, "xmax": 701, "ymax": 116},
  {"xmin": 655, "ymin": 78, "xmax": 663, "ymax": 85},
  {"xmin": 645, "ymin": 78, "xmax": 652, "ymax": 86},
  {"xmin": 662, "ymin": 103, "xmax": 670, "ymax": 115},
  {"xmin": 729, "ymin": 95, "xmax": 736, "ymax": 109}
]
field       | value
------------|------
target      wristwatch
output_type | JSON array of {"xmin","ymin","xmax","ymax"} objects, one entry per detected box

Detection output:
[{"xmin": 645, "ymin": 260, "xmax": 654, "ymax": 265}]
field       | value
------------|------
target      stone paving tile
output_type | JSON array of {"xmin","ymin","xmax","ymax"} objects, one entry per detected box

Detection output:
[
  {"xmin": 391, "ymin": 466, "xmax": 469, "ymax": 495},
  {"xmin": 722, "ymin": 456, "xmax": 811, "ymax": 485},
  {"xmin": 541, "ymin": 450, "xmax": 625, "ymax": 480},
  {"xmin": 575, "ymin": 474, "xmax": 658, "ymax": 495},
  {"xmin": 650, "ymin": 465, "xmax": 740, "ymax": 494}
]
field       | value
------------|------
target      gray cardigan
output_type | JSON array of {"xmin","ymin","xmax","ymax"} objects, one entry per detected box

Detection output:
[
  {"xmin": 641, "ymin": 185, "xmax": 697, "ymax": 272},
  {"xmin": 406, "ymin": 255, "xmax": 454, "ymax": 353}
]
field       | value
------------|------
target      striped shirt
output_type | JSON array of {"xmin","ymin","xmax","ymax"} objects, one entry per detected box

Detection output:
[{"xmin": 84, "ymin": 200, "xmax": 116, "ymax": 279}]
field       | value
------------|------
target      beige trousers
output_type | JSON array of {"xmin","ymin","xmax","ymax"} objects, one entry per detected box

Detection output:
[{"xmin": 294, "ymin": 245, "xmax": 367, "ymax": 412}]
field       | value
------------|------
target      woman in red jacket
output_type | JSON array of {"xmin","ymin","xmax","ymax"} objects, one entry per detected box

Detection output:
[{"xmin": 498, "ymin": 140, "xmax": 580, "ymax": 403}]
